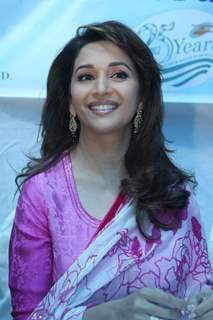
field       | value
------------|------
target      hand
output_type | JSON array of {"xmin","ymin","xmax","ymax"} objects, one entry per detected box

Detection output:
[
  {"xmin": 120, "ymin": 287, "xmax": 186, "ymax": 320},
  {"xmin": 83, "ymin": 287, "xmax": 186, "ymax": 320},
  {"xmin": 186, "ymin": 291, "xmax": 213, "ymax": 319}
]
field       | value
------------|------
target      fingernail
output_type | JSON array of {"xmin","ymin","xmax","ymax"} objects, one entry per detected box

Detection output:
[
  {"xmin": 181, "ymin": 310, "xmax": 186, "ymax": 316},
  {"xmin": 187, "ymin": 304, "xmax": 196, "ymax": 312},
  {"xmin": 188, "ymin": 312, "xmax": 196, "ymax": 319}
]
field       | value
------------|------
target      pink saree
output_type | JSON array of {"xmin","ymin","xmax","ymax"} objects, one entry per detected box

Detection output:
[{"xmin": 27, "ymin": 193, "xmax": 213, "ymax": 320}]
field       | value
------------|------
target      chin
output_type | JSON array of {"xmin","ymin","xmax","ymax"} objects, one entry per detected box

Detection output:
[{"xmin": 87, "ymin": 124, "xmax": 130, "ymax": 136}]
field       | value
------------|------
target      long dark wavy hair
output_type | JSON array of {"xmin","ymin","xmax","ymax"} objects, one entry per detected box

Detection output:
[{"xmin": 16, "ymin": 20, "xmax": 196, "ymax": 238}]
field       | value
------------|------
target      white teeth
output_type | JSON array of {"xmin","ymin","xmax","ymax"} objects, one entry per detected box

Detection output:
[{"xmin": 90, "ymin": 104, "xmax": 116, "ymax": 112}]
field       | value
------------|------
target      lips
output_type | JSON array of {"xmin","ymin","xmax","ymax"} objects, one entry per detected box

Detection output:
[{"xmin": 88, "ymin": 100, "xmax": 118, "ymax": 114}]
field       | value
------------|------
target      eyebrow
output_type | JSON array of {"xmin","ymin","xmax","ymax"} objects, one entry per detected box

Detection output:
[{"xmin": 75, "ymin": 61, "xmax": 133, "ymax": 73}]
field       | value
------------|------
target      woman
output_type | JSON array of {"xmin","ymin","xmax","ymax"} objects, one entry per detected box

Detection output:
[{"xmin": 9, "ymin": 21, "xmax": 213, "ymax": 320}]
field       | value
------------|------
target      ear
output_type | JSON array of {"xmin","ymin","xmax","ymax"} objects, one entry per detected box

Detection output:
[
  {"xmin": 69, "ymin": 103, "xmax": 76, "ymax": 117},
  {"xmin": 138, "ymin": 101, "xmax": 143, "ymax": 110}
]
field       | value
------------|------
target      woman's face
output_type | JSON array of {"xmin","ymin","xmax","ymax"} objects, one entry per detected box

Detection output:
[{"xmin": 70, "ymin": 40, "xmax": 141, "ymax": 136}]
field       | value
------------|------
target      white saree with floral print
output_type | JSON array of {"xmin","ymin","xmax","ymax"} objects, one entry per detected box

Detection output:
[{"xmin": 28, "ymin": 192, "xmax": 213, "ymax": 320}]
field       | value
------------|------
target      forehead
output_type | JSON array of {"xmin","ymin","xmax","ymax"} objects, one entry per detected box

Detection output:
[{"xmin": 73, "ymin": 40, "xmax": 134, "ymax": 69}]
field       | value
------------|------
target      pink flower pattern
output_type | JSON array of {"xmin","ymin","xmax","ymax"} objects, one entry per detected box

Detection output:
[{"xmin": 28, "ymin": 207, "xmax": 213, "ymax": 319}]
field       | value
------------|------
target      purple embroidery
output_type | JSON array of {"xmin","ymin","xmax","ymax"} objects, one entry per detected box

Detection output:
[
  {"xmin": 131, "ymin": 237, "xmax": 141, "ymax": 257},
  {"xmin": 191, "ymin": 217, "xmax": 202, "ymax": 241},
  {"xmin": 26, "ymin": 207, "xmax": 213, "ymax": 320},
  {"xmin": 28, "ymin": 225, "xmax": 213, "ymax": 319}
]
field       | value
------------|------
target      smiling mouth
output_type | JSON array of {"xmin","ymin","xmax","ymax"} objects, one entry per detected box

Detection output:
[{"xmin": 89, "ymin": 104, "xmax": 118, "ymax": 114}]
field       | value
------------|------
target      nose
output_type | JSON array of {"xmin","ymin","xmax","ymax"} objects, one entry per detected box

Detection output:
[{"xmin": 92, "ymin": 74, "xmax": 112, "ymax": 96}]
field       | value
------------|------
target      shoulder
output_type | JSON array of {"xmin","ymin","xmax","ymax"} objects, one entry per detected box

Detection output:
[
  {"xmin": 185, "ymin": 184, "xmax": 200, "ymax": 220},
  {"xmin": 181, "ymin": 184, "xmax": 206, "ymax": 242},
  {"xmin": 14, "ymin": 154, "xmax": 67, "ymax": 225},
  {"xmin": 20, "ymin": 152, "xmax": 69, "ymax": 197}
]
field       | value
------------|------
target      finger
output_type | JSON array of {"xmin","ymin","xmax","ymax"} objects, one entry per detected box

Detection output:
[
  {"xmin": 196, "ymin": 310, "xmax": 213, "ymax": 320},
  {"xmin": 187, "ymin": 292, "xmax": 203, "ymax": 306},
  {"xmin": 135, "ymin": 299, "xmax": 181, "ymax": 319},
  {"xmin": 195, "ymin": 294, "xmax": 213, "ymax": 317},
  {"xmin": 139, "ymin": 288, "xmax": 186, "ymax": 310},
  {"xmin": 185, "ymin": 292, "xmax": 204, "ymax": 316}
]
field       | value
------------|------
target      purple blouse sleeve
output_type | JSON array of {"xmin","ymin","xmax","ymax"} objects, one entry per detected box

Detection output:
[{"xmin": 9, "ymin": 175, "xmax": 53, "ymax": 320}]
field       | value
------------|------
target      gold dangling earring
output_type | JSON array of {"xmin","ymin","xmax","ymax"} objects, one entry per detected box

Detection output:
[
  {"xmin": 69, "ymin": 113, "xmax": 77, "ymax": 135},
  {"xmin": 133, "ymin": 105, "xmax": 143, "ymax": 134}
]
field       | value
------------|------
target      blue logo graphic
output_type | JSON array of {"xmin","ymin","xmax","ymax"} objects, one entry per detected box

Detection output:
[
  {"xmin": 137, "ymin": 22, "xmax": 175, "ymax": 63},
  {"xmin": 190, "ymin": 23, "xmax": 213, "ymax": 37},
  {"xmin": 162, "ymin": 58, "xmax": 213, "ymax": 87},
  {"xmin": 136, "ymin": 10, "xmax": 213, "ymax": 88}
]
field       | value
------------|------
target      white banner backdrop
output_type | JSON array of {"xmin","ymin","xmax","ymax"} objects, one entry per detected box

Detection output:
[{"xmin": 0, "ymin": 0, "xmax": 213, "ymax": 102}]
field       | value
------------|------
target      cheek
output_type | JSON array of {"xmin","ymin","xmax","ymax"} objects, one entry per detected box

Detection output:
[
  {"xmin": 71, "ymin": 83, "xmax": 91, "ymax": 103},
  {"xmin": 125, "ymin": 85, "xmax": 140, "ymax": 106},
  {"xmin": 70, "ymin": 84, "xmax": 83, "ymax": 105}
]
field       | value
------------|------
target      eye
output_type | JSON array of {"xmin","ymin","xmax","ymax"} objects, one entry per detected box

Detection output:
[
  {"xmin": 77, "ymin": 73, "xmax": 94, "ymax": 81},
  {"xmin": 111, "ymin": 71, "xmax": 129, "ymax": 80}
]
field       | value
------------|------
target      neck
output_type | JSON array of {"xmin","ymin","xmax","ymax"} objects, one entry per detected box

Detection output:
[{"xmin": 71, "ymin": 129, "xmax": 131, "ymax": 180}]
